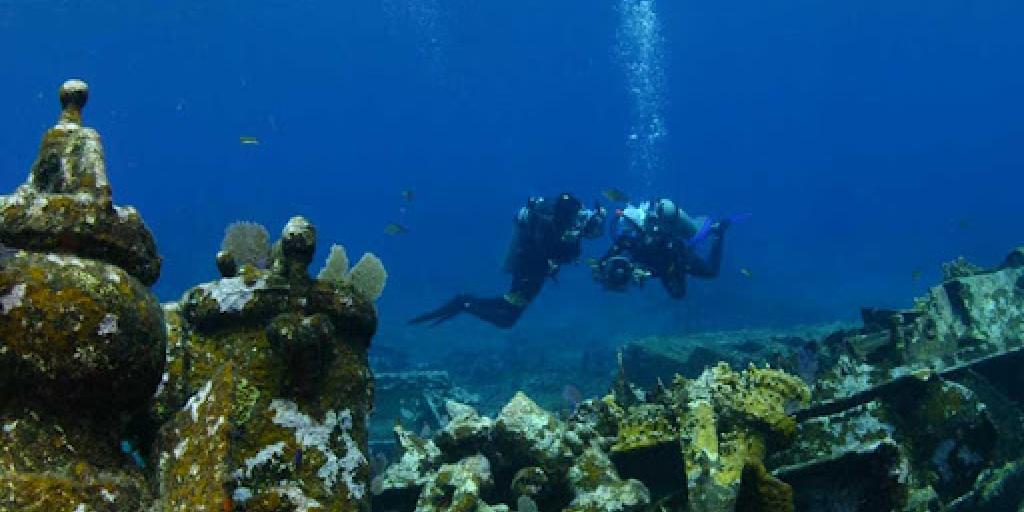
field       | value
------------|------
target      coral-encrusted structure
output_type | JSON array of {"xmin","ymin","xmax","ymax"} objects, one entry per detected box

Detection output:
[
  {"xmin": 764, "ymin": 249, "xmax": 1024, "ymax": 512},
  {"xmin": 0, "ymin": 80, "xmax": 165, "ymax": 511},
  {"xmin": 7, "ymin": 79, "xmax": 1024, "ymax": 512},
  {"xmin": 372, "ymin": 365, "xmax": 807, "ymax": 512},
  {"xmin": 0, "ymin": 80, "xmax": 160, "ymax": 286},
  {"xmin": 155, "ymin": 216, "xmax": 378, "ymax": 512}
]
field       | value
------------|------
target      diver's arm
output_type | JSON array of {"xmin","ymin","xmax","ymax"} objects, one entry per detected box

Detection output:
[{"xmin": 598, "ymin": 236, "xmax": 631, "ymax": 264}]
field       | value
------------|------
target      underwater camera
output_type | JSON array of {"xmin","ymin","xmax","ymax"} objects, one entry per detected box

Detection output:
[{"xmin": 602, "ymin": 256, "xmax": 635, "ymax": 291}]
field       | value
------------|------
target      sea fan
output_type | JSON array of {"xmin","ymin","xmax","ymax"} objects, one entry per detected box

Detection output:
[
  {"xmin": 316, "ymin": 244, "xmax": 387, "ymax": 302},
  {"xmin": 349, "ymin": 253, "xmax": 387, "ymax": 301},
  {"xmin": 220, "ymin": 221, "xmax": 270, "ymax": 268},
  {"xmin": 317, "ymin": 244, "xmax": 349, "ymax": 284}
]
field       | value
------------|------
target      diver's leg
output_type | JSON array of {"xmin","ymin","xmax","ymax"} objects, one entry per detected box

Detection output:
[
  {"xmin": 408, "ymin": 271, "xmax": 545, "ymax": 329},
  {"xmin": 407, "ymin": 294, "xmax": 523, "ymax": 328},
  {"xmin": 462, "ymin": 296, "xmax": 526, "ymax": 328},
  {"xmin": 469, "ymin": 271, "xmax": 545, "ymax": 328},
  {"xmin": 688, "ymin": 230, "xmax": 725, "ymax": 278},
  {"xmin": 661, "ymin": 268, "xmax": 688, "ymax": 299},
  {"xmin": 407, "ymin": 294, "xmax": 475, "ymax": 326}
]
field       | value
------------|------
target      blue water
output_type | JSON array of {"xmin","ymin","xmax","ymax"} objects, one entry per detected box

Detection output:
[{"xmin": 2, "ymin": 1, "xmax": 1022, "ymax": 355}]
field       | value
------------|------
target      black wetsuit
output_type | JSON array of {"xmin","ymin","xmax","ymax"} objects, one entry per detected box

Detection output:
[
  {"xmin": 409, "ymin": 196, "xmax": 583, "ymax": 328},
  {"xmin": 600, "ymin": 223, "xmax": 726, "ymax": 298}
]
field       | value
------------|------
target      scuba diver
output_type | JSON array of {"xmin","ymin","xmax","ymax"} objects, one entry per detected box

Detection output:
[
  {"xmin": 593, "ymin": 198, "xmax": 731, "ymax": 298},
  {"xmin": 409, "ymin": 193, "xmax": 607, "ymax": 328}
]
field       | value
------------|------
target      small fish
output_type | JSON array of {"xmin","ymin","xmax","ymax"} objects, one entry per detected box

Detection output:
[
  {"xmin": 401, "ymin": 189, "xmax": 415, "ymax": 202},
  {"xmin": 911, "ymin": 268, "xmax": 923, "ymax": 281},
  {"xmin": 739, "ymin": 268, "xmax": 753, "ymax": 278},
  {"xmin": 239, "ymin": 136, "xmax": 260, "ymax": 145},
  {"xmin": 384, "ymin": 223, "xmax": 408, "ymax": 235},
  {"xmin": 956, "ymin": 218, "xmax": 971, "ymax": 230},
  {"xmin": 294, "ymin": 447, "xmax": 303, "ymax": 471},
  {"xmin": 504, "ymin": 291, "xmax": 528, "ymax": 307},
  {"xmin": 601, "ymin": 188, "xmax": 629, "ymax": 203},
  {"xmin": 222, "ymin": 496, "xmax": 233, "ymax": 512}
]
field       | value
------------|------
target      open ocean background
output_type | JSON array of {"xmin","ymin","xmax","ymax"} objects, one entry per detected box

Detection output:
[{"xmin": 1, "ymin": 0, "xmax": 1022, "ymax": 363}]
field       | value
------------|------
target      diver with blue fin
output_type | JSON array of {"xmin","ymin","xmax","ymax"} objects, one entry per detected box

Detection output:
[
  {"xmin": 408, "ymin": 193, "xmax": 607, "ymax": 328},
  {"xmin": 593, "ymin": 198, "xmax": 738, "ymax": 297}
]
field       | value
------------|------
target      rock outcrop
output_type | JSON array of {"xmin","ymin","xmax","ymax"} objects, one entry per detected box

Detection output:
[{"xmin": 619, "ymin": 324, "xmax": 847, "ymax": 388}]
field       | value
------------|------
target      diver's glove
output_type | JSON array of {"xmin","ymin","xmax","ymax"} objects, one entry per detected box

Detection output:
[
  {"xmin": 712, "ymin": 213, "xmax": 751, "ymax": 236},
  {"xmin": 632, "ymin": 266, "xmax": 652, "ymax": 283},
  {"xmin": 547, "ymin": 259, "xmax": 561, "ymax": 277},
  {"xmin": 407, "ymin": 294, "xmax": 471, "ymax": 327},
  {"xmin": 712, "ymin": 217, "xmax": 732, "ymax": 235}
]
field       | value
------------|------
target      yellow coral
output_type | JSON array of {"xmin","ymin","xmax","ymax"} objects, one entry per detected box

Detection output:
[
  {"xmin": 706, "ymin": 363, "xmax": 809, "ymax": 440},
  {"xmin": 684, "ymin": 400, "xmax": 718, "ymax": 468},
  {"xmin": 611, "ymin": 408, "xmax": 677, "ymax": 453},
  {"xmin": 680, "ymin": 362, "xmax": 806, "ymax": 511}
]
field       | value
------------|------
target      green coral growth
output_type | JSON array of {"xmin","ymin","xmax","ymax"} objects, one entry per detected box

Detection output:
[{"xmin": 233, "ymin": 377, "xmax": 262, "ymax": 425}]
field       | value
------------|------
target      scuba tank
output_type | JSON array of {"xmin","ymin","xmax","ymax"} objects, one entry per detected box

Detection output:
[{"xmin": 610, "ymin": 203, "xmax": 646, "ymax": 241}]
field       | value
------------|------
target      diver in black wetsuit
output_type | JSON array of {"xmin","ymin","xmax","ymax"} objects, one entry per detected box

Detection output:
[
  {"xmin": 593, "ymin": 198, "xmax": 729, "ymax": 298},
  {"xmin": 409, "ymin": 193, "xmax": 606, "ymax": 328}
]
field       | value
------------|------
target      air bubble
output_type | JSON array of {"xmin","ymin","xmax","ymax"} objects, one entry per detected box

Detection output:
[{"xmin": 616, "ymin": 0, "xmax": 666, "ymax": 192}]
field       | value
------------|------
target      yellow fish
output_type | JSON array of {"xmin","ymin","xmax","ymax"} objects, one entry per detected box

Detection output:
[
  {"xmin": 384, "ymin": 223, "xmax": 408, "ymax": 235},
  {"xmin": 601, "ymin": 188, "xmax": 629, "ymax": 203},
  {"xmin": 239, "ymin": 136, "xmax": 260, "ymax": 145},
  {"xmin": 504, "ymin": 292, "xmax": 527, "ymax": 307},
  {"xmin": 739, "ymin": 268, "xmax": 753, "ymax": 278}
]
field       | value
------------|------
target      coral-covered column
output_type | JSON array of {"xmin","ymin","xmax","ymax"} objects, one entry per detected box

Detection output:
[
  {"xmin": 156, "ymin": 217, "xmax": 377, "ymax": 512},
  {"xmin": 0, "ymin": 80, "xmax": 166, "ymax": 511}
]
